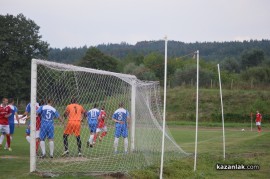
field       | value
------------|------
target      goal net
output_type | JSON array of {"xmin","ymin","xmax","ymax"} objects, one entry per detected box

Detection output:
[{"xmin": 30, "ymin": 59, "xmax": 188, "ymax": 174}]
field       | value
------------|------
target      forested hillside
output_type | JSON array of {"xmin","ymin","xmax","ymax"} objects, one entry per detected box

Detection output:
[{"xmin": 48, "ymin": 40, "xmax": 270, "ymax": 63}]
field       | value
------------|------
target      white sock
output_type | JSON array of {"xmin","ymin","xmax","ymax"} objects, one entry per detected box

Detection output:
[
  {"xmin": 40, "ymin": 141, "xmax": 46, "ymax": 155},
  {"xmin": 49, "ymin": 141, "xmax": 54, "ymax": 156},
  {"xmin": 0, "ymin": 134, "xmax": 4, "ymax": 144},
  {"xmin": 26, "ymin": 136, "xmax": 31, "ymax": 143},
  {"xmin": 114, "ymin": 138, "xmax": 119, "ymax": 152},
  {"xmin": 5, "ymin": 136, "xmax": 12, "ymax": 148},
  {"xmin": 124, "ymin": 138, "xmax": 128, "ymax": 152},
  {"xmin": 89, "ymin": 134, "xmax": 94, "ymax": 144}
]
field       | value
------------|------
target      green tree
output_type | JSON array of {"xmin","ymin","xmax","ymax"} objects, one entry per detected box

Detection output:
[
  {"xmin": 0, "ymin": 14, "xmax": 49, "ymax": 100},
  {"xmin": 77, "ymin": 47, "xmax": 119, "ymax": 72},
  {"xmin": 241, "ymin": 49, "xmax": 265, "ymax": 69}
]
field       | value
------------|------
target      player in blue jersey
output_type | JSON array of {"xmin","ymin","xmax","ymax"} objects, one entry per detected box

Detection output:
[
  {"xmin": 37, "ymin": 99, "xmax": 62, "ymax": 158},
  {"xmin": 86, "ymin": 104, "xmax": 100, "ymax": 148},
  {"xmin": 112, "ymin": 103, "xmax": 130, "ymax": 154},
  {"xmin": 0, "ymin": 98, "xmax": 19, "ymax": 149}
]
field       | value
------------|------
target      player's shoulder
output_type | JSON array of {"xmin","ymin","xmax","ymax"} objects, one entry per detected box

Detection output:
[{"xmin": 42, "ymin": 105, "xmax": 57, "ymax": 112}]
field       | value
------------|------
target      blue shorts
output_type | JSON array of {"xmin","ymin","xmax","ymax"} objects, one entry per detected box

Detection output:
[
  {"xmin": 25, "ymin": 128, "xmax": 30, "ymax": 135},
  {"xmin": 115, "ymin": 124, "xmax": 128, "ymax": 138},
  {"xmin": 88, "ymin": 122, "xmax": 97, "ymax": 133},
  {"xmin": 40, "ymin": 124, "xmax": 54, "ymax": 140},
  {"xmin": 9, "ymin": 123, "xmax": 15, "ymax": 134}
]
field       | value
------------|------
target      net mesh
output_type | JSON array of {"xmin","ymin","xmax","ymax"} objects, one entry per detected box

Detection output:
[{"xmin": 33, "ymin": 59, "xmax": 188, "ymax": 174}]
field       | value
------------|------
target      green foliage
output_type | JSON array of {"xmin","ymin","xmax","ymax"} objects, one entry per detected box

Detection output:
[
  {"xmin": 241, "ymin": 48, "xmax": 265, "ymax": 70},
  {"xmin": 0, "ymin": 13, "xmax": 49, "ymax": 100},
  {"xmin": 76, "ymin": 47, "xmax": 120, "ymax": 72},
  {"xmin": 240, "ymin": 66, "xmax": 270, "ymax": 84}
]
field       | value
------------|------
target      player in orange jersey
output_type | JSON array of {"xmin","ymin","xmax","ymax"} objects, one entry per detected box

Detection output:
[{"xmin": 62, "ymin": 98, "xmax": 86, "ymax": 156}]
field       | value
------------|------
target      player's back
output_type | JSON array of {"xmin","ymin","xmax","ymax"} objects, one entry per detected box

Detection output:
[
  {"xmin": 0, "ymin": 105, "xmax": 11, "ymax": 125},
  {"xmin": 66, "ymin": 103, "xmax": 85, "ymax": 122},
  {"xmin": 113, "ymin": 108, "xmax": 129, "ymax": 123},
  {"xmin": 8, "ymin": 104, "xmax": 17, "ymax": 124},
  {"xmin": 87, "ymin": 108, "xmax": 100, "ymax": 122}
]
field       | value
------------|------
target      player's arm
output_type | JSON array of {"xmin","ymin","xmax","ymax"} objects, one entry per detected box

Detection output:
[
  {"xmin": 112, "ymin": 115, "xmax": 124, "ymax": 124},
  {"xmin": 4, "ymin": 108, "xmax": 12, "ymax": 118},
  {"xmin": 15, "ymin": 111, "xmax": 20, "ymax": 127}
]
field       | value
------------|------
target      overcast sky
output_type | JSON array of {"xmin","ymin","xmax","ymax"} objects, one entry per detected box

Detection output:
[{"xmin": 1, "ymin": 0, "xmax": 270, "ymax": 48}]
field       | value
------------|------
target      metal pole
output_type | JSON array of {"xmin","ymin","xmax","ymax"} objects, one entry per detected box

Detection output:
[
  {"xmin": 30, "ymin": 59, "xmax": 37, "ymax": 172},
  {"xmin": 194, "ymin": 50, "xmax": 199, "ymax": 171},
  {"xmin": 218, "ymin": 64, "xmax": 226, "ymax": 160},
  {"xmin": 160, "ymin": 36, "xmax": 168, "ymax": 179}
]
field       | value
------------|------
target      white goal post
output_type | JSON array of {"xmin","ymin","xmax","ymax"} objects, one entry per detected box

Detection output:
[{"xmin": 30, "ymin": 59, "xmax": 188, "ymax": 174}]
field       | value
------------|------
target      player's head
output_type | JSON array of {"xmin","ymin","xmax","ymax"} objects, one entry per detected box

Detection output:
[
  {"xmin": 101, "ymin": 106, "xmax": 105, "ymax": 110},
  {"xmin": 2, "ymin": 98, "xmax": 8, "ymax": 105},
  {"xmin": 71, "ymin": 97, "xmax": 77, "ymax": 104},
  {"xmin": 8, "ymin": 98, "xmax": 14, "ymax": 104},
  {"xmin": 47, "ymin": 99, "xmax": 53, "ymax": 105},
  {"xmin": 39, "ymin": 99, "xmax": 45, "ymax": 106},
  {"xmin": 119, "ymin": 102, "xmax": 124, "ymax": 108}
]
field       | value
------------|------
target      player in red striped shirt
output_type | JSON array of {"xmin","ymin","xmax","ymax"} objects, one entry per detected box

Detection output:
[
  {"xmin": 93, "ymin": 106, "xmax": 107, "ymax": 144},
  {"xmin": 256, "ymin": 110, "xmax": 262, "ymax": 132},
  {"xmin": 0, "ymin": 98, "xmax": 12, "ymax": 151}
]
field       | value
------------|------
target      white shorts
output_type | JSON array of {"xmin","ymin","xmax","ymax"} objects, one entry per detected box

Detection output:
[
  {"xmin": 0, "ymin": 124, "xmax": 10, "ymax": 134},
  {"xmin": 256, "ymin": 122, "xmax": 261, "ymax": 126},
  {"xmin": 96, "ymin": 126, "xmax": 107, "ymax": 133}
]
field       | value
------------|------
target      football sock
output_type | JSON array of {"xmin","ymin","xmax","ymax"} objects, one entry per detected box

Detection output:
[
  {"xmin": 40, "ymin": 141, "xmax": 46, "ymax": 155},
  {"xmin": 63, "ymin": 134, "xmax": 69, "ymax": 151},
  {"xmin": 114, "ymin": 138, "xmax": 119, "ymax": 152},
  {"xmin": 124, "ymin": 137, "xmax": 128, "ymax": 152},
  {"xmin": 6, "ymin": 134, "xmax": 11, "ymax": 148},
  {"xmin": 0, "ymin": 134, "xmax": 4, "ymax": 144},
  {"xmin": 26, "ymin": 136, "xmax": 31, "ymax": 143},
  {"xmin": 76, "ymin": 136, "xmax": 82, "ymax": 153},
  {"xmin": 49, "ymin": 141, "xmax": 54, "ymax": 156}
]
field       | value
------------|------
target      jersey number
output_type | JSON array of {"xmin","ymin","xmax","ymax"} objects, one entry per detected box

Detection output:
[{"xmin": 45, "ymin": 110, "xmax": 52, "ymax": 120}]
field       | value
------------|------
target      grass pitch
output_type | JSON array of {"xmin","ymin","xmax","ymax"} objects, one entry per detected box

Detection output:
[{"xmin": 0, "ymin": 124, "xmax": 269, "ymax": 178}]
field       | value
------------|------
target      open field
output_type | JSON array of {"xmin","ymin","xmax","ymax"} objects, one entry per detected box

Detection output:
[{"xmin": 0, "ymin": 123, "xmax": 269, "ymax": 178}]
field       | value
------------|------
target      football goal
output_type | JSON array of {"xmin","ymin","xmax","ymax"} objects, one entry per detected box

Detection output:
[{"xmin": 29, "ymin": 59, "xmax": 188, "ymax": 174}]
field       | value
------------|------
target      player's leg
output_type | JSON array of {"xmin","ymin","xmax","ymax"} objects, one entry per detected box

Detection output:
[
  {"xmin": 25, "ymin": 127, "xmax": 31, "ymax": 143},
  {"xmin": 123, "ymin": 126, "xmax": 128, "ymax": 153},
  {"xmin": 36, "ymin": 130, "xmax": 40, "ymax": 153},
  {"xmin": 39, "ymin": 125, "xmax": 46, "ymax": 157},
  {"xmin": 62, "ymin": 122, "xmax": 71, "ymax": 155},
  {"xmin": 48, "ymin": 124, "xmax": 54, "ymax": 158},
  {"xmin": 114, "ymin": 126, "xmax": 121, "ymax": 153},
  {"xmin": 5, "ymin": 123, "xmax": 14, "ymax": 149},
  {"xmin": 74, "ymin": 122, "xmax": 82, "ymax": 155},
  {"xmin": 93, "ymin": 128, "xmax": 100, "ymax": 143},
  {"xmin": 88, "ymin": 123, "xmax": 96, "ymax": 147},
  {"xmin": 100, "ymin": 126, "xmax": 108, "ymax": 140},
  {"xmin": 4, "ymin": 125, "xmax": 11, "ymax": 151}
]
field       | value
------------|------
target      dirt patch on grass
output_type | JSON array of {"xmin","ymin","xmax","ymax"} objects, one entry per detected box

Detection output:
[
  {"xmin": 52, "ymin": 156, "xmax": 89, "ymax": 163},
  {"xmin": 0, "ymin": 155, "xmax": 21, "ymax": 159}
]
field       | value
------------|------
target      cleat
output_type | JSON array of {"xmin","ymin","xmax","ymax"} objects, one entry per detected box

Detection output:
[
  {"xmin": 86, "ymin": 141, "xmax": 89, "ymax": 148},
  {"xmin": 93, "ymin": 142, "xmax": 96, "ymax": 145},
  {"xmin": 40, "ymin": 155, "xmax": 46, "ymax": 159},
  {"xmin": 78, "ymin": 152, "xmax": 82, "ymax": 157},
  {"xmin": 61, "ymin": 150, "xmax": 69, "ymax": 156},
  {"xmin": 4, "ymin": 147, "xmax": 7, "ymax": 150},
  {"xmin": 50, "ymin": 155, "xmax": 53, "ymax": 158},
  {"xmin": 90, "ymin": 144, "xmax": 93, "ymax": 148},
  {"xmin": 99, "ymin": 136, "xmax": 102, "ymax": 142},
  {"xmin": 8, "ymin": 147, "xmax": 12, "ymax": 151}
]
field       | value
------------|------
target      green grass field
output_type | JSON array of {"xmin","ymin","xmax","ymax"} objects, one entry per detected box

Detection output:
[{"xmin": 0, "ymin": 123, "xmax": 269, "ymax": 179}]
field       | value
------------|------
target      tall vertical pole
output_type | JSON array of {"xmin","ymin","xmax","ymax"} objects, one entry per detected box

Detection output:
[
  {"xmin": 160, "ymin": 36, "xmax": 168, "ymax": 179},
  {"xmin": 194, "ymin": 50, "xmax": 199, "ymax": 171},
  {"xmin": 218, "ymin": 64, "xmax": 226, "ymax": 160},
  {"xmin": 131, "ymin": 80, "xmax": 136, "ymax": 151},
  {"xmin": 30, "ymin": 59, "xmax": 37, "ymax": 172}
]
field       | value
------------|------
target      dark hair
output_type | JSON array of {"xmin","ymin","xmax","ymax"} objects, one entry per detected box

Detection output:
[
  {"xmin": 8, "ymin": 98, "xmax": 14, "ymax": 104},
  {"xmin": 101, "ymin": 106, "xmax": 105, "ymax": 110},
  {"xmin": 119, "ymin": 102, "xmax": 124, "ymax": 107},
  {"xmin": 47, "ymin": 99, "xmax": 53, "ymax": 104},
  {"xmin": 94, "ymin": 103, "xmax": 97, "ymax": 108},
  {"xmin": 71, "ymin": 97, "xmax": 77, "ymax": 104}
]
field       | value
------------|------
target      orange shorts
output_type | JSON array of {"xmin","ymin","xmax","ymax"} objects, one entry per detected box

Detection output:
[{"xmin": 64, "ymin": 121, "xmax": 81, "ymax": 136}]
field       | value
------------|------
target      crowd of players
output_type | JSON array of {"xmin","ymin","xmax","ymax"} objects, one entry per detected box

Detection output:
[{"xmin": 0, "ymin": 97, "xmax": 130, "ymax": 158}]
